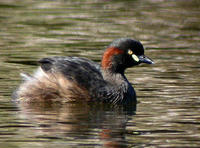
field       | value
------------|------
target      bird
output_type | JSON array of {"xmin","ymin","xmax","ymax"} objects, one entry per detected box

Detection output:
[{"xmin": 14, "ymin": 38, "xmax": 154, "ymax": 104}]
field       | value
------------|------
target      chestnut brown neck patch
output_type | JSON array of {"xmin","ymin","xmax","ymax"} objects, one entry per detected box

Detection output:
[{"xmin": 101, "ymin": 47, "xmax": 124, "ymax": 70}]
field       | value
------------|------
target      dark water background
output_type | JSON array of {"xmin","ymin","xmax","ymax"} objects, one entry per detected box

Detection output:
[{"xmin": 0, "ymin": 0, "xmax": 200, "ymax": 147}]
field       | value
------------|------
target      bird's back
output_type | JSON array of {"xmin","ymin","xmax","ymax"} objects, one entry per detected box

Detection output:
[
  {"xmin": 16, "ymin": 56, "xmax": 107, "ymax": 102},
  {"xmin": 39, "ymin": 56, "xmax": 105, "ymax": 90}
]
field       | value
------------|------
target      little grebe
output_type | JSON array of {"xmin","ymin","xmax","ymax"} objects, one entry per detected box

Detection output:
[{"xmin": 14, "ymin": 38, "xmax": 153, "ymax": 104}]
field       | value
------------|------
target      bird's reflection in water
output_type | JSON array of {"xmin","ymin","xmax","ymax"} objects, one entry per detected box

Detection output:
[{"xmin": 17, "ymin": 101, "xmax": 137, "ymax": 148}]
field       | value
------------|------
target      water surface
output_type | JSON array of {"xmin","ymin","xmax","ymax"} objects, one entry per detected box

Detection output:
[{"xmin": 0, "ymin": 0, "xmax": 200, "ymax": 147}]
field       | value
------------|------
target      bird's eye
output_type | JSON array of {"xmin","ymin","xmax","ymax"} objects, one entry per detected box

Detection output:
[
  {"xmin": 128, "ymin": 49, "xmax": 133, "ymax": 55},
  {"xmin": 128, "ymin": 49, "xmax": 139, "ymax": 62}
]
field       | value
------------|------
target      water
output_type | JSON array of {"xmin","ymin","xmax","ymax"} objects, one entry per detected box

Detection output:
[{"xmin": 0, "ymin": 0, "xmax": 200, "ymax": 147}]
